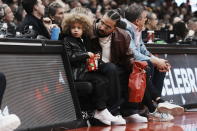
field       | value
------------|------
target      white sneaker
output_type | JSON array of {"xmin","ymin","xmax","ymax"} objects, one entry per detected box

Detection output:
[
  {"xmin": 111, "ymin": 115, "xmax": 126, "ymax": 125},
  {"xmin": 124, "ymin": 114, "xmax": 148, "ymax": 123},
  {"xmin": 94, "ymin": 109, "xmax": 117, "ymax": 125},
  {"xmin": 157, "ymin": 102, "xmax": 184, "ymax": 116},
  {"xmin": 0, "ymin": 114, "xmax": 21, "ymax": 131},
  {"xmin": 148, "ymin": 111, "xmax": 174, "ymax": 122}
]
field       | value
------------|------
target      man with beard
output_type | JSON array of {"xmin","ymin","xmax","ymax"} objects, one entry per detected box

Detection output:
[{"xmin": 90, "ymin": 10, "xmax": 148, "ymax": 123}]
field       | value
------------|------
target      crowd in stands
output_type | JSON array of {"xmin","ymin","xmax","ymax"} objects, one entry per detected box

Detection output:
[
  {"xmin": 0, "ymin": 0, "xmax": 196, "ymax": 128},
  {"xmin": 0, "ymin": 0, "xmax": 196, "ymax": 43}
]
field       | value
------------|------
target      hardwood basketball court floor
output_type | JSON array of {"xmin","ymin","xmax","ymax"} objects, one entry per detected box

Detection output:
[{"xmin": 66, "ymin": 112, "xmax": 197, "ymax": 131}]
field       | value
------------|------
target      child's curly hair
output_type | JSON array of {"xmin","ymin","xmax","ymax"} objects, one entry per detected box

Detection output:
[{"xmin": 62, "ymin": 12, "xmax": 93, "ymax": 37}]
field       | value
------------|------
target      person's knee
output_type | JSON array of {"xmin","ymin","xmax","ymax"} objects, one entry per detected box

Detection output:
[
  {"xmin": 155, "ymin": 68, "xmax": 166, "ymax": 76},
  {"xmin": 92, "ymin": 74, "xmax": 109, "ymax": 86},
  {"xmin": 101, "ymin": 63, "xmax": 118, "ymax": 72},
  {"xmin": 100, "ymin": 76, "xmax": 109, "ymax": 86}
]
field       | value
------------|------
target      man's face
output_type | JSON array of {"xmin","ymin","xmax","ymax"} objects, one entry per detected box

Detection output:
[
  {"xmin": 35, "ymin": 0, "xmax": 45, "ymax": 17},
  {"xmin": 136, "ymin": 11, "xmax": 147, "ymax": 31},
  {"xmin": 52, "ymin": 7, "xmax": 65, "ymax": 25},
  {"xmin": 97, "ymin": 14, "xmax": 116, "ymax": 37}
]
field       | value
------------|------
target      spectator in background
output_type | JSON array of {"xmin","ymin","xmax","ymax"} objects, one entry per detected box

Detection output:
[
  {"xmin": 88, "ymin": 0, "xmax": 98, "ymax": 14},
  {"xmin": 41, "ymin": 0, "xmax": 51, "ymax": 17},
  {"xmin": 145, "ymin": 12, "xmax": 159, "ymax": 31},
  {"xmin": 187, "ymin": 18, "xmax": 197, "ymax": 40},
  {"xmin": 2, "ymin": 0, "xmax": 20, "ymax": 15},
  {"xmin": 2, "ymin": 0, "xmax": 26, "ymax": 24},
  {"xmin": 172, "ymin": 21, "xmax": 188, "ymax": 42},
  {"xmin": 48, "ymin": 1, "xmax": 65, "ymax": 39},
  {"xmin": 0, "ymin": 4, "xmax": 16, "ymax": 37},
  {"xmin": 48, "ymin": 1, "xmax": 65, "ymax": 26},
  {"xmin": 41, "ymin": 0, "xmax": 55, "ymax": 6},
  {"xmin": 173, "ymin": 16, "xmax": 182, "ymax": 24},
  {"xmin": 70, "ymin": 6, "xmax": 95, "ymax": 21},
  {"xmin": 17, "ymin": 0, "xmax": 50, "ymax": 39},
  {"xmin": 79, "ymin": 0, "xmax": 89, "ymax": 7},
  {"xmin": 143, "ymin": 11, "xmax": 159, "ymax": 43},
  {"xmin": 14, "ymin": 5, "xmax": 26, "ymax": 25},
  {"xmin": 88, "ymin": 0, "xmax": 103, "ymax": 19},
  {"xmin": 67, "ymin": 0, "xmax": 81, "ymax": 9}
]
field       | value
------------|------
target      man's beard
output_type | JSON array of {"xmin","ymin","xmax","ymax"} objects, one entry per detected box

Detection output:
[{"xmin": 96, "ymin": 28, "xmax": 111, "ymax": 38}]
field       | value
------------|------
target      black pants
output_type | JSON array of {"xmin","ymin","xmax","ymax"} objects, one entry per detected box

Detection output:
[
  {"xmin": 82, "ymin": 71, "xmax": 109, "ymax": 110},
  {"xmin": 99, "ymin": 63, "xmax": 123, "ymax": 114},
  {"xmin": 113, "ymin": 65, "xmax": 140, "ymax": 117},
  {"xmin": 0, "ymin": 72, "xmax": 6, "ymax": 107},
  {"xmin": 146, "ymin": 60, "xmax": 166, "ymax": 101},
  {"xmin": 142, "ymin": 86, "xmax": 156, "ymax": 113}
]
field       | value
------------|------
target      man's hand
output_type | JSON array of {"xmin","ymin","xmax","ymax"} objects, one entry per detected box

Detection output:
[
  {"xmin": 43, "ymin": 17, "xmax": 52, "ymax": 34},
  {"xmin": 88, "ymin": 52, "xmax": 100, "ymax": 59},
  {"xmin": 151, "ymin": 57, "xmax": 171, "ymax": 72},
  {"xmin": 158, "ymin": 61, "xmax": 171, "ymax": 72},
  {"xmin": 42, "ymin": 17, "xmax": 60, "ymax": 34},
  {"xmin": 87, "ymin": 52, "xmax": 94, "ymax": 58}
]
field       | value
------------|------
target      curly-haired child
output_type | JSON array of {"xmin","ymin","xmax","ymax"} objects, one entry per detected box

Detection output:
[{"xmin": 62, "ymin": 12, "xmax": 126, "ymax": 125}]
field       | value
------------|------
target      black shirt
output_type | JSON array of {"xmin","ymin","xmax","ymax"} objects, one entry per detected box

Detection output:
[{"xmin": 17, "ymin": 14, "xmax": 50, "ymax": 39}]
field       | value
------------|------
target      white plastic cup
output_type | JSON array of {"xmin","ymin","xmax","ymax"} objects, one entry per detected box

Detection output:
[{"xmin": 147, "ymin": 30, "xmax": 155, "ymax": 44}]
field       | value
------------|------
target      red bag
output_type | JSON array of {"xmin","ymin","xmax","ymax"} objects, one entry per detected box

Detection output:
[
  {"xmin": 87, "ymin": 55, "xmax": 98, "ymax": 71},
  {"xmin": 128, "ymin": 61, "xmax": 148, "ymax": 103}
]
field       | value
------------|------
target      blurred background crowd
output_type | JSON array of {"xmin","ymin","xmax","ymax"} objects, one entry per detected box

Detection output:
[{"xmin": 0, "ymin": 0, "xmax": 196, "ymax": 44}]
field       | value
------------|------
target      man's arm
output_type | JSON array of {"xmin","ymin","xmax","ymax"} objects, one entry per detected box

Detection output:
[
  {"xmin": 130, "ymin": 35, "xmax": 171, "ymax": 72},
  {"xmin": 129, "ymin": 35, "xmax": 150, "ymax": 61},
  {"xmin": 150, "ymin": 56, "xmax": 171, "ymax": 72}
]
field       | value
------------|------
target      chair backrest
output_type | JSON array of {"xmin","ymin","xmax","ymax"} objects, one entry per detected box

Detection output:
[{"xmin": 0, "ymin": 39, "xmax": 85, "ymax": 131}]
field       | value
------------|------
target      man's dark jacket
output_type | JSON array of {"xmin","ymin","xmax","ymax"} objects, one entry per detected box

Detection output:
[
  {"xmin": 17, "ymin": 14, "xmax": 50, "ymax": 39},
  {"xmin": 91, "ymin": 26, "xmax": 133, "ymax": 72}
]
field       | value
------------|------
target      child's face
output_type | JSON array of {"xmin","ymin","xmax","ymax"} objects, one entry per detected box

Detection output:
[{"xmin": 71, "ymin": 23, "xmax": 83, "ymax": 38}]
